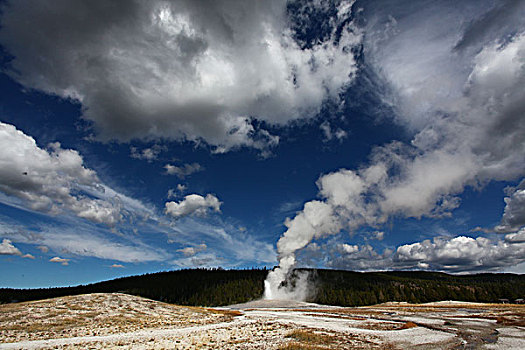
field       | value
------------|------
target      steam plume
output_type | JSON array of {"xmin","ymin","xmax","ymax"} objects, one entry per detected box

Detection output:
[{"xmin": 264, "ymin": 1, "xmax": 525, "ymax": 299}]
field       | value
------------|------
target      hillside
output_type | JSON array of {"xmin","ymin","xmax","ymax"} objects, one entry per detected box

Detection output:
[{"xmin": 1, "ymin": 268, "xmax": 524, "ymax": 307}]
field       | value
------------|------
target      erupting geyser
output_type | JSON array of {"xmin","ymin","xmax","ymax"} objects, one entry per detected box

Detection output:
[
  {"xmin": 264, "ymin": 254, "xmax": 312, "ymax": 301},
  {"xmin": 264, "ymin": 200, "xmax": 342, "ymax": 301}
]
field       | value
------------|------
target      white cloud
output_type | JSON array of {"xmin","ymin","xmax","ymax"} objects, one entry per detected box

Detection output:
[
  {"xmin": 496, "ymin": 182, "xmax": 525, "ymax": 233},
  {"xmin": 164, "ymin": 163, "xmax": 203, "ymax": 178},
  {"xmin": 0, "ymin": 0, "xmax": 361, "ymax": 152},
  {"xmin": 22, "ymin": 253, "xmax": 35, "ymax": 259},
  {"xmin": 394, "ymin": 234, "xmax": 525, "ymax": 272},
  {"xmin": 49, "ymin": 256, "xmax": 70, "ymax": 266},
  {"xmin": 0, "ymin": 122, "xmax": 118, "ymax": 225},
  {"xmin": 304, "ymin": 228, "xmax": 525, "ymax": 273},
  {"xmin": 504, "ymin": 228, "xmax": 525, "ymax": 244},
  {"xmin": 177, "ymin": 243, "xmax": 207, "ymax": 256},
  {"xmin": 0, "ymin": 122, "xmax": 156, "ymax": 226},
  {"xmin": 0, "ymin": 238, "xmax": 21, "ymax": 255},
  {"xmin": 165, "ymin": 194, "xmax": 221, "ymax": 219},
  {"xmin": 320, "ymin": 121, "xmax": 347, "ymax": 142},
  {"xmin": 338, "ymin": 243, "xmax": 358, "ymax": 254},
  {"xmin": 130, "ymin": 145, "xmax": 165, "ymax": 162}
]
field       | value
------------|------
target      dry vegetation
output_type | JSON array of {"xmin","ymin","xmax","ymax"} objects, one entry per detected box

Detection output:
[{"xmin": 279, "ymin": 329, "xmax": 386, "ymax": 350}]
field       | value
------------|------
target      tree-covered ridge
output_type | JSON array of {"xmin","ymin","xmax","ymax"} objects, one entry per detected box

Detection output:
[
  {"xmin": 307, "ymin": 269, "xmax": 525, "ymax": 306},
  {"xmin": 0, "ymin": 268, "xmax": 267, "ymax": 307},
  {"xmin": 1, "ymin": 268, "xmax": 523, "ymax": 307}
]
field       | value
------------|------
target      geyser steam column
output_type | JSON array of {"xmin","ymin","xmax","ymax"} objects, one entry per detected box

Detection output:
[{"xmin": 264, "ymin": 200, "xmax": 342, "ymax": 300}]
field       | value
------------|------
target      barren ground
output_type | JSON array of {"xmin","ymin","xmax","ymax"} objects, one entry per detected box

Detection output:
[{"xmin": 1, "ymin": 293, "xmax": 524, "ymax": 349}]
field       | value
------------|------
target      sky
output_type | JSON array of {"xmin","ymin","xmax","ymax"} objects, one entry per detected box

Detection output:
[{"xmin": 0, "ymin": 0, "xmax": 524, "ymax": 288}]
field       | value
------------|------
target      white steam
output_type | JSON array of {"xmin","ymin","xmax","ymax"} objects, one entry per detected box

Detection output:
[{"xmin": 265, "ymin": 1, "xmax": 525, "ymax": 299}]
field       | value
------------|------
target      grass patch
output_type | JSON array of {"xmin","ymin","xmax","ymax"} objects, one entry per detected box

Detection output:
[
  {"xmin": 212, "ymin": 309, "xmax": 243, "ymax": 317},
  {"xmin": 496, "ymin": 316, "xmax": 525, "ymax": 327},
  {"xmin": 286, "ymin": 329, "xmax": 336, "ymax": 344},
  {"xmin": 281, "ymin": 329, "xmax": 338, "ymax": 349},
  {"xmin": 399, "ymin": 321, "xmax": 418, "ymax": 329},
  {"xmin": 278, "ymin": 342, "xmax": 329, "ymax": 350}
]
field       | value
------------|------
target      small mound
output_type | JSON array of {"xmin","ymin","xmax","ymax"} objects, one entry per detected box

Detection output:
[{"xmin": 0, "ymin": 293, "xmax": 234, "ymax": 343}]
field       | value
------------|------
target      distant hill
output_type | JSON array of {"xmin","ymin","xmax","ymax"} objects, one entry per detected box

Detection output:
[{"xmin": 1, "ymin": 268, "xmax": 524, "ymax": 307}]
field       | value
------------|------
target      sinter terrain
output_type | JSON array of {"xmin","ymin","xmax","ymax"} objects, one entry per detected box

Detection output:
[{"xmin": 1, "ymin": 293, "xmax": 524, "ymax": 349}]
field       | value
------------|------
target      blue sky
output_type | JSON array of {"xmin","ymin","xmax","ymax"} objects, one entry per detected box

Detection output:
[{"xmin": 1, "ymin": 0, "xmax": 524, "ymax": 288}]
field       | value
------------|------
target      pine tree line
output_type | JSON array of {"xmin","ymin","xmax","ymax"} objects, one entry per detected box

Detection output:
[{"xmin": 1, "ymin": 268, "xmax": 523, "ymax": 306}]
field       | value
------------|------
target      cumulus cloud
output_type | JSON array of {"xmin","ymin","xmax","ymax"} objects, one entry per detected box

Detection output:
[
  {"xmin": 393, "ymin": 234, "xmax": 525, "ymax": 273},
  {"xmin": 504, "ymin": 228, "xmax": 525, "ymax": 244},
  {"xmin": 313, "ymin": 229, "xmax": 525, "ymax": 273},
  {"xmin": 0, "ymin": 122, "xmax": 117, "ymax": 224},
  {"xmin": 0, "ymin": 238, "xmax": 21, "ymax": 255},
  {"xmin": 0, "ymin": 0, "xmax": 361, "ymax": 151},
  {"xmin": 165, "ymin": 194, "xmax": 221, "ymax": 219},
  {"xmin": 496, "ymin": 181, "xmax": 525, "ymax": 233},
  {"xmin": 338, "ymin": 243, "xmax": 358, "ymax": 254},
  {"xmin": 164, "ymin": 163, "xmax": 203, "ymax": 178},
  {"xmin": 177, "ymin": 243, "xmax": 207, "ymax": 256},
  {"xmin": 49, "ymin": 256, "xmax": 70, "ymax": 266},
  {"xmin": 266, "ymin": 1, "xmax": 525, "ymax": 295},
  {"xmin": 0, "ymin": 122, "xmax": 155, "ymax": 226}
]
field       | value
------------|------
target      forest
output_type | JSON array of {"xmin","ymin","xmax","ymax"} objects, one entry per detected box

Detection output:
[{"xmin": 1, "ymin": 268, "xmax": 523, "ymax": 307}]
